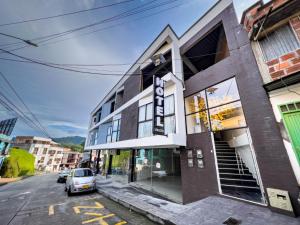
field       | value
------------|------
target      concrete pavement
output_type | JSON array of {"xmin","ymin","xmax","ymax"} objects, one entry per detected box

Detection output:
[
  {"xmin": 0, "ymin": 173, "xmax": 156, "ymax": 225},
  {"xmin": 96, "ymin": 176, "xmax": 300, "ymax": 225}
]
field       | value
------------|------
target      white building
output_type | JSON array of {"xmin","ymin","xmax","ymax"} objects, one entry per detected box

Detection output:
[{"xmin": 13, "ymin": 136, "xmax": 69, "ymax": 172}]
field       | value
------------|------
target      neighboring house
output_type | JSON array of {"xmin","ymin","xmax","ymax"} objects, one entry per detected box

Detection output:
[
  {"xmin": 60, "ymin": 149, "xmax": 82, "ymax": 170},
  {"xmin": 242, "ymin": 0, "xmax": 300, "ymax": 191},
  {"xmin": 85, "ymin": 0, "xmax": 299, "ymax": 216},
  {"xmin": 13, "ymin": 136, "xmax": 67, "ymax": 172}
]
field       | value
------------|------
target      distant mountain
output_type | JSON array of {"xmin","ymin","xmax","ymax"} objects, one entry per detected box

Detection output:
[{"xmin": 53, "ymin": 136, "xmax": 85, "ymax": 145}]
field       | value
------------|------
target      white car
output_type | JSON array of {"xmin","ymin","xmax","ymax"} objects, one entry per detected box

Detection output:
[
  {"xmin": 57, "ymin": 169, "xmax": 70, "ymax": 183},
  {"xmin": 65, "ymin": 168, "xmax": 96, "ymax": 196}
]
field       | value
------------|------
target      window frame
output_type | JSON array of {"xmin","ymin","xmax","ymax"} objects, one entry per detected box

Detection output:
[
  {"xmin": 258, "ymin": 23, "xmax": 300, "ymax": 62},
  {"xmin": 138, "ymin": 94, "xmax": 176, "ymax": 137},
  {"xmin": 184, "ymin": 77, "xmax": 247, "ymax": 134},
  {"xmin": 106, "ymin": 118, "xmax": 121, "ymax": 143}
]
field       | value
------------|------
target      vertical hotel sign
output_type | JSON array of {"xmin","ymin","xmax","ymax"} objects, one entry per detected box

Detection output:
[{"xmin": 153, "ymin": 75, "xmax": 165, "ymax": 135}]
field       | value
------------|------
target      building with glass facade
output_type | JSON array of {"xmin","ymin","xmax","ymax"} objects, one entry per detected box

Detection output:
[{"xmin": 85, "ymin": 0, "xmax": 300, "ymax": 216}]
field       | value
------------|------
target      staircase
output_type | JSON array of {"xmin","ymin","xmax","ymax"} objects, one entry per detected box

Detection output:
[{"xmin": 215, "ymin": 141, "xmax": 261, "ymax": 197}]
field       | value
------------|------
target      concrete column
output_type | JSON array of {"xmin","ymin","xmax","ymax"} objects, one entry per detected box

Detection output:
[{"xmin": 171, "ymin": 41, "xmax": 184, "ymax": 81}]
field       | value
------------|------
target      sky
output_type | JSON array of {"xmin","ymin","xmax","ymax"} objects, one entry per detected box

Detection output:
[{"xmin": 0, "ymin": 0, "xmax": 259, "ymax": 138}]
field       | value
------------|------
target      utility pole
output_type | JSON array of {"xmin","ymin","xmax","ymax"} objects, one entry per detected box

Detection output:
[{"xmin": 95, "ymin": 149, "xmax": 101, "ymax": 174}]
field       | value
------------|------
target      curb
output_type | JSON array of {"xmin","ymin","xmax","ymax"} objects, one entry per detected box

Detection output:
[{"xmin": 96, "ymin": 188, "xmax": 176, "ymax": 225}]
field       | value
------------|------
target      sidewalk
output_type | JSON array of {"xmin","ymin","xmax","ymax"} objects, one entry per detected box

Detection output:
[
  {"xmin": 96, "ymin": 176, "xmax": 300, "ymax": 225},
  {"xmin": 0, "ymin": 177, "xmax": 21, "ymax": 186}
]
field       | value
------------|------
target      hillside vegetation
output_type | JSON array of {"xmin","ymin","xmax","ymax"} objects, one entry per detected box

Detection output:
[{"xmin": 0, "ymin": 148, "xmax": 35, "ymax": 178}]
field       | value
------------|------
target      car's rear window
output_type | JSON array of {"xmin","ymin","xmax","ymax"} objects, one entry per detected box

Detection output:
[{"xmin": 74, "ymin": 169, "xmax": 93, "ymax": 177}]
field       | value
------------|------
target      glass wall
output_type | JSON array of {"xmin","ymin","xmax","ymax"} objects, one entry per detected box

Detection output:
[
  {"xmin": 105, "ymin": 150, "xmax": 132, "ymax": 184},
  {"xmin": 185, "ymin": 78, "xmax": 246, "ymax": 133},
  {"xmin": 134, "ymin": 148, "xmax": 182, "ymax": 202},
  {"xmin": 138, "ymin": 95, "xmax": 175, "ymax": 138}
]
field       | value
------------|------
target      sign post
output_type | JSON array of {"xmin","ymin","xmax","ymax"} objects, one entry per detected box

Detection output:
[{"xmin": 153, "ymin": 75, "xmax": 165, "ymax": 135}]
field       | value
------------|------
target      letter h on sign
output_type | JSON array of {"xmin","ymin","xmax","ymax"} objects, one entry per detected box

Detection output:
[{"xmin": 153, "ymin": 75, "xmax": 165, "ymax": 135}]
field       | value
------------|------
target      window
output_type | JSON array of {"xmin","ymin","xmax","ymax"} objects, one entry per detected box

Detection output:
[
  {"xmin": 47, "ymin": 159, "xmax": 53, "ymax": 165},
  {"xmin": 138, "ymin": 103, "xmax": 153, "ymax": 138},
  {"xmin": 106, "ymin": 126, "xmax": 112, "ymax": 143},
  {"xmin": 259, "ymin": 24, "xmax": 300, "ymax": 61},
  {"xmin": 185, "ymin": 78, "xmax": 246, "ymax": 134},
  {"xmin": 43, "ymin": 148, "xmax": 48, "ymax": 154},
  {"xmin": 106, "ymin": 117, "xmax": 121, "ymax": 143},
  {"xmin": 33, "ymin": 147, "xmax": 39, "ymax": 154},
  {"xmin": 164, "ymin": 95, "xmax": 175, "ymax": 134},
  {"xmin": 111, "ymin": 118, "xmax": 121, "ymax": 142},
  {"xmin": 74, "ymin": 169, "xmax": 93, "ymax": 177},
  {"xmin": 138, "ymin": 95, "xmax": 175, "ymax": 138}
]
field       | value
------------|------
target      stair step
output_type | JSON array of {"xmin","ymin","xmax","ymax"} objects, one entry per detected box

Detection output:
[
  {"xmin": 219, "ymin": 168, "xmax": 250, "ymax": 174},
  {"xmin": 216, "ymin": 151, "xmax": 236, "ymax": 154},
  {"xmin": 215, "ymin": 148, "xmax": 235, "ymax": 150},
  {"xmin": 217, "ymin": 159, "xmax": 239, "ymax": 162},
  {"xmin": 221, "ymin": 184, "xmax": 260, "ymax": 190},
  {"xmin": 218, "ymin": 163, "xmax": 246, "ymax": 169},
  {"xmin": 220, "ymin": 178, "xmax": 258, "ymax": 186},
  {"xmin": 217, "ymin": 156, "xmax": 237, "ymax": 160},
  {"xmin": 219, "ymin": 173, "xmax": 254, "ymax": 180}
]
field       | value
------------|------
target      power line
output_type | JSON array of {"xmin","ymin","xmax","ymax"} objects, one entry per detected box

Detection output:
[
  {"xmin": 0, "ymin": 0, "xmax": 136, "ymax": 27},
  {"xmin": 0, "ymin": 32, "xmax": 38, "ymax": 47},
  {"xmin": 0, "ymin": 97, "xmax": 46, "ymax": 135},
  {"xmin": 0, "ymin": 71, "xmax": 51, "ymax": 137},
  {"xmin": 0, "ymin": 2, "xmax": 183, "ymax": 54},
  {"xmin": 0, "ymin": 90, "xmax": 50, "ymax": 137},
  {"xmin": 36, "ymin": 3, "xmax": 183, "ymax": 48},
  {"xmin": 0, "ymin": 0, "xmax": 178, "ymax": 48},
  {"xmin": 0, "ymin": 48, "xmax": 234, "ymax": 77}
]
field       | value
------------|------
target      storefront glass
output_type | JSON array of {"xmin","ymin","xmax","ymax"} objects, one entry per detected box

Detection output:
[
  {"xmin": 106, "ymin": 150, "xmax": 131, "ymax": 184},
  {"xmin": 134, "ymin": 148, "xmax": 182, "ymax": 203}
]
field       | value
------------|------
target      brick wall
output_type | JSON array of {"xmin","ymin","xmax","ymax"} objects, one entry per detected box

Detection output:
[
  {"xmin": 266, "ymin": 16, "xmax": 300, "ymax": 81},
  {"xmin": 242, "ymin": 0, "xmax": 290, "ymax": 32}
]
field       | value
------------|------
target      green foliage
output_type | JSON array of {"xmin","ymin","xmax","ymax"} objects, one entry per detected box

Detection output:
[
  {"xmin": 0, "ymin": 148, "xmax": 35, "ymax": 178},
  {"xmin": 53, "ymin": 136, "xmax": 85, "ymax": 145}
]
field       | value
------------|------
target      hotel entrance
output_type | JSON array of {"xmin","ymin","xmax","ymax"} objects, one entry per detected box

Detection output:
[
  {"xmin": 213, "ymin": 128, "xmax": 265, "ymax": 203},
  {"xmin": 133, "ymin": 148, "xmax": 182, "ymax": 203}
]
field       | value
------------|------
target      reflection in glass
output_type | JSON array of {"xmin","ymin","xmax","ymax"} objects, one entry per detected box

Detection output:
[
  {"xmin": 146, "ymin": 104, "xmax": 153, "ymax": 120},
  {"xmin": 135, "ymin": 149, "xmax": 153, "ymax": 186},
  {"xmin": 165, "ymin": 95, "xmax": 175, "ymax": 115},
  {"xmin": 185, "ymin": 91, "xmax": 207, "ymax": 114},
  {"xmin": 135, "ymin": 149, "xmax": 182, "ymax": 202},
  {"xmin": 139, "ymin": 105, "xmax": 146, "ymax": 122},
  {"xmin": 138, "ymin": 121, "xmax": 152, "ymax": 138},
  {"xmin": 165, "ymin": 115, "xmax": 175, "ymax": 134},
  {"xmin": 186, "ymin": 111, "xmax": 209, "ymax": 134},
  {"xmin": 109, "ymin": 150, "xmax": 131, "ymax": 184},
  {"xmin": 207, "ymin": 78, "xmax": 240, "ymax": 108},
  {"xmin": 209, "ymin": 101, "xmax": 246, "ymax": 131}
]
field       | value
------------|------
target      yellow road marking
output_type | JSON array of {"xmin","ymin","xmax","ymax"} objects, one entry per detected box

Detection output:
[
  {"xmin": 115, "ymin": 221, "xmax": 127, "ymax": 225},
  {"xmin": 48, "ymin": 205, "xmax": 54, "ymax": 216},
  {"xmin": 73, "ymin": 201, "xmax": 104, "ymax": 214},
  {"xmin": 82, "ymin": 212, "xmax": 115, "ymax": 225}
]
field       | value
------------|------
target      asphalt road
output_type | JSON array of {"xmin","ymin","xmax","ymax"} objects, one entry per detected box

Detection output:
[{"xmin": 0, "ymin": 173, "xmax": 157, "ymax": 225}]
